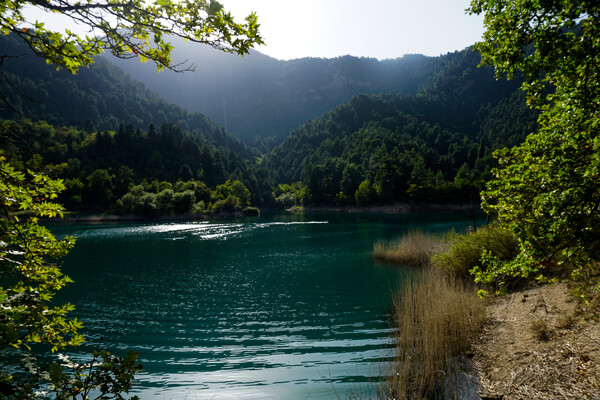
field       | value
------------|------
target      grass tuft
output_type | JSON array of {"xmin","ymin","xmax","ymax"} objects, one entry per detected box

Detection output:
[
  {"xmin": 385, "ymin": 267, "xmax": 485, "ymax": 399},
  {"xmin": 372, "ymin": 230, "xmax": 446, "ymax": 267}
]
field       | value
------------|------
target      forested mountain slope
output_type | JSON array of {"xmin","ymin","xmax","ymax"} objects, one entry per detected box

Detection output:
[
  {"xmin": 0, "ymin": 33, "xmax": 254, "ymax": 159},
  {"xmin": 109, "ymin": 37, "xmax": 535, "ymax": 150},
  {"xmin": 0, "ymin": 33, "xmax": 265, "ymax": 214},
  {"xmin": 262, "ymin": 49, "xmax": 538, "ymax": 205},
  {"xmin": 0, "ymin": 32, "xmax": 539, "ymax": 209},
  {"xmin": 108, "ymin": 35, "xmax": 444, "ymax": 143}
]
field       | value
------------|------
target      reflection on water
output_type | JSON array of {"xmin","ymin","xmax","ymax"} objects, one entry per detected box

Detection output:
[
  {"xmin": 67, "ymin": 220, "xmax": 330, "ymax": 241},
  {"xmin": 53, "ymin": 212, "xmax": 478, "ymax": 399}
]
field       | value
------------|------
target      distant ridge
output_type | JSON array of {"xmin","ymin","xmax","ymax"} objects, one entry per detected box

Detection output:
[{"xmin": 108, "ymin": 35, "xmax": 444, "ymax": 143}]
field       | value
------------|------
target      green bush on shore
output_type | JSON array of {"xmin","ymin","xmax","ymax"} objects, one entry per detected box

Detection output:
[
  {"xmin": 432, "ymin": 224, "xmax": 519, "ymax": 278},
  {"xmin": 115, "ymin": 179, "xmax": 258, "ymax": 217}
]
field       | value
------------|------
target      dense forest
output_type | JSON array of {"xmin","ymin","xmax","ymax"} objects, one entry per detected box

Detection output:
[
  {"xmin": 0, "ymin": 33, "xmax": 538, "ymax": 215},
  {"xmin": 1, "ymin": 119, "xmax": 261, "ymax": 216},
  {"xmin": 263, "ymin": 49, "xmax": 537, "ymax": 205}
]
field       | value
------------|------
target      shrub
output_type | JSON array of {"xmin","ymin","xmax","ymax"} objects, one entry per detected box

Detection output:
[
  {"xmin": 191, "ymin": 200, "xmax": 206, "ymax": 215},
  {"xmin": 212, "ymin": 195, "xmax": 241, "ymax": 212},
  {"xmin": 172, "ymin": 190, "xmax": 195, "ymax": 213},
  {"xmin": 115, "ymin": 192, "xmax": 136, "ymax": 214},
  {"xmin": 355, "ymin": 179, "xmax": 376, "ymax": 205},
  {"xmin": 156, "ymin": 188, "xmax": 174, "ymax": 213},
  {"xmin": 175, "ymin": 179, "xmax": 211, "ymax": 203},
  {"xmin": 213, "ymin": 180, "xmax": 251, "ymax": 208},
  {"xmin": 133, "ymin": 192, "xmax": 158, "ymax": 217},
  {"xmin": 433, "ymin": 224, "xmax": 519, "ymax": 277},
  {"xmin": 274, "ymin": 192, "xmax": 297, "ymax": 208},
  {"xmin": 243, "ymin": 206, "xmax": 260, "ymax": 216}
]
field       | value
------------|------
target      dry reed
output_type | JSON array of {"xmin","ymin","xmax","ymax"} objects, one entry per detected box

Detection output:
[
  {"xmin": 372, "ymin": 230, "xmax": 446, "ymax": 267},
  {"xmin": 385, "ymin": 267, "xmax": 485, "ymax": 399}
]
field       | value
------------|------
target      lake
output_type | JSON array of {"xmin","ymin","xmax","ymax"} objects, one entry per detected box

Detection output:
[{"xmin": 53, "ymin": 211, "xmax": 479, "ymax": 399}]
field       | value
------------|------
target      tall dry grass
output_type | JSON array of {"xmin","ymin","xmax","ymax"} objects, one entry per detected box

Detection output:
[
  {"xmin": 372, "ymin": 230, "xmax": 447, "ymax": 267},
  {"xmin": 385, "ymin": 267, "xmax": 485, "ymax": 399}
]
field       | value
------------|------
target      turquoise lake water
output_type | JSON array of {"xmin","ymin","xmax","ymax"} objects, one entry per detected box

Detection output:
[{"xmin": 52, "ymin": 211, "xmax": 479, "ymax": 399}]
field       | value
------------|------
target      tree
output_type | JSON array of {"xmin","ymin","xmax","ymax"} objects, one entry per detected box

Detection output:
[
  {"xmin": 0, "ymin": 151, "xmax": 141, "ymax": 397},
  {"xmin": 355, "ymin": 179, "xmax": 377, "ymax": 206},
  {"xmin": 468, "ymin": 1, "xmax": 600, "ymax": 291},
  {"xmin": 212, "ymin": 179, "xmax": 251, "ymax": 208},
  {"xmin": 1, "ymin": 0, "xmax": 263, "ymax": 393},
  {"xmin": 1, "ymin": 0, "xmax": 262, "ymax": 73},
  {"xmin": 0, "ymin": 0, "xmax": 263, "ymax": 109}
]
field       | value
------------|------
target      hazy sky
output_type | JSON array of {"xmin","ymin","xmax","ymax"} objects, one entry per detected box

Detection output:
[
  {"xmin": 223, "ymin": 0, "xmax": 484, "ymax": 60},
  {"xmin": 23, "ymin": 0, "xmax": 484, "ymax": 61}
]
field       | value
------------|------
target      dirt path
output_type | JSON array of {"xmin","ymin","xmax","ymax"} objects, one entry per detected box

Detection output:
[{"xmin": 474, "ymin": 283, "xmax": 600, "ymax": 399}]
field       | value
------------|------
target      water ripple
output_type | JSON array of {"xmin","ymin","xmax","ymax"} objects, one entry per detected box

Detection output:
[{"xmin": 54, "ymin": 215, "xmax": 432, "ymax": 399}]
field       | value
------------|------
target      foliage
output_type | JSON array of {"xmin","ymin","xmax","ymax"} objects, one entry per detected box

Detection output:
[
  {"xmin": 34, "ymin": 349, "xmax": 141, "ymax": 400},
  {"xmin": 0, "ymin": 35, "xmax": 540, "ymax": 210},
  {"xmin": 0, "ymin": 151, "xmax": 141, "ymax": 398},
  {"xmin": 0, "ymin": 0, "xmax": 262, "ymax": 76},
  {"xmin": 212, "ymin": 195, "xmax": 241, "ymax": 212},
  {"xmin": 354, "ymin": 179, "xmax": 378, "ymax": 206},
  {"xmin": 242, "ymin": 206, "xmax": 260, "ymax": 216},
  {"xmin": 213, "ymin": 180, "xmax": 250, "ymax": 208},
  {"xmin": 433, "ymin": 224, "xmax": 519, "ymax": 280},
  {"xmin": 264, "ymin": 82, "xmax": 534, "ymax": 206},
  {"xmin": 0, "ymin": 38, "xmax": 255, "ymax": 157},
  {"xmin": 0, "ymin": 152, "xmax": 79, "ymax": 352},
  {"xmin": 2, "ymin": 119, "xmax": 259, "ymax": 212},
  {"xmin": 114, "ymin": 49, "xmax": 440, "ymax": 142},
  {"xmin": 0, "ymin": 37, "xmax": 541, "ymax": 211},
  {"xmin": 271, "ymin": 182, "xmax": 308, "ymax": 209},
  {"xmin": 108, "ymin": 37, "xmax": 528, "ymax": 143},
  {"xmin": 115, "ymin": 179, "xmax": 256, "ymax": 217},
  {"xmin": 469, "ymin": 0, "xmax": 600, "ymax": 290}
]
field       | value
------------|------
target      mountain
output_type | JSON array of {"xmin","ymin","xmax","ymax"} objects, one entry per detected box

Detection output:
[
  {"xmin": 0, "ymin": 33, "xmax": 266, "ymax": 212},
  {"xmin": 0, "ymin": 33, "xmax": 538, "ymax": 208},
  {"xmin": 261, "ymin": 49, "xmax": 538, "ymax": 205},
  {"xmin": 108, "ymin": 35, "xmax": 444, "ymax": 143},
  {"xmin": 0, "ymin": 33, "xmax": 254, "ymax": 160}
]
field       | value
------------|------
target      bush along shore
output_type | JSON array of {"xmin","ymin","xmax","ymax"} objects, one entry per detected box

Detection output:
[
  {"xmin": 374, "ymin": 227, "xmax": 600, "ymax": 399},
  {"xmin": 43, "ymin": 179, "xmax": 262, "ymax": 223}
]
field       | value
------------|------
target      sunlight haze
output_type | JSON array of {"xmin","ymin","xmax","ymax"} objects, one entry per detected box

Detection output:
[
  {"xmin": 224, "ymin": 0, "xmax": 484, "ymax": 60},
  {"xmin": 23, "ymin": 0, "xmax": 483, "ymax": 61}
]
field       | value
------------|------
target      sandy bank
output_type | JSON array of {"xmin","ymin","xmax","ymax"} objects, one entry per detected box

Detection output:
[{"xmin": 474, "ymin": 283, "xmax": 600, "ymax": 399}]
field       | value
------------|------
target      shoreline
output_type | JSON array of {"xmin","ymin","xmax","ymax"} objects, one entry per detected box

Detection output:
[
  {"xmin": 290, "ymin": 201, "xmax": 477, "ymax": 214},
  {"xmin": 48, "ymin": 211, "xmax": 246, "ymax": 224},
  {"xmin": 49, "ymin": 202, "xmax": 479, "ymax": 224}
]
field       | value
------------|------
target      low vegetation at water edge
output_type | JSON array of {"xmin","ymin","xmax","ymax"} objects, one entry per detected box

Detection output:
[
  {"xmin": 372, "ymin": 230, "xmax": 447, "ymax": 267},
  {"xmin": 432, "ymin": 224, "xmax": 519, "ymax": 279},
  {"xmin": 385, "ymin": 267, "xmax": 485, "ymax": 399},
  {"xmin": 373, "ymin": 228, "xmax": 512, "ymax": 398}
]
